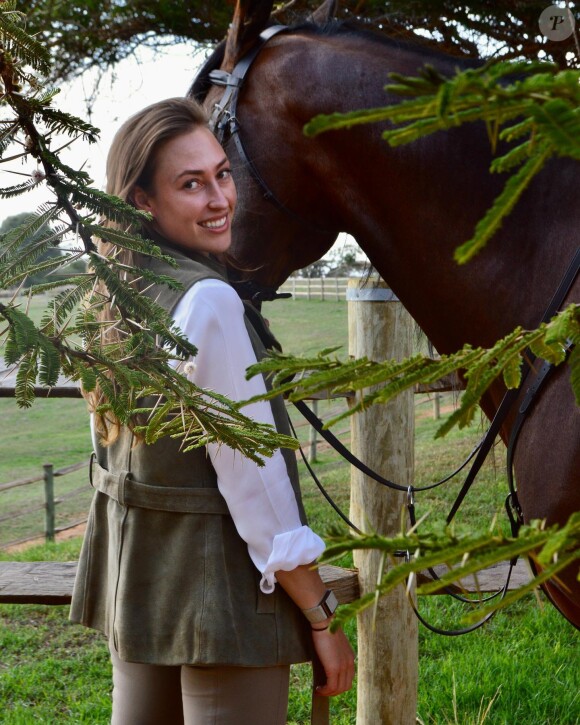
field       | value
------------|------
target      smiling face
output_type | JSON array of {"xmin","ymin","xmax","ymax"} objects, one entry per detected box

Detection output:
[{"xmin": 133, "ymin": 127, "xmax": 237, "ymax": 257}]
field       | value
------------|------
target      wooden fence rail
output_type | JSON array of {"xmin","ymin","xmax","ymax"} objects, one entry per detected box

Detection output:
[{"xmin": 0, "ymin": 559, "xmax": 530, "ymax": 605}]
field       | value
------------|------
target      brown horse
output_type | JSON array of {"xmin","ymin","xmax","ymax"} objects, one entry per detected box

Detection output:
[{"xmin": 190, "ymin": 0, "xmax": 580, "ymax": 627}]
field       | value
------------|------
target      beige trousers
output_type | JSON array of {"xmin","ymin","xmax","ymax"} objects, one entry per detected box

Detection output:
[{"xmin": 110, "ymin": 646, "xmax": 290, "ymax": 725}]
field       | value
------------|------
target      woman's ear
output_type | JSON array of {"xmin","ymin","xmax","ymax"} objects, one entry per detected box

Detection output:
[{"xmin": 133, "ymin": 186, "xmax": 155, "ymax": 214}]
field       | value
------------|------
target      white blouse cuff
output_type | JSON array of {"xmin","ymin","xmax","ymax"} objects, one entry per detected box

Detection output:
[{"xmin": 259, "ymin": 525, "xmax": 326, "ymax": 594}]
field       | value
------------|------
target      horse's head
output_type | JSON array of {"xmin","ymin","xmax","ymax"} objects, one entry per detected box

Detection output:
[{"xmin": 189, "ymin": 0, "xmax": 341, "ymax": 291}]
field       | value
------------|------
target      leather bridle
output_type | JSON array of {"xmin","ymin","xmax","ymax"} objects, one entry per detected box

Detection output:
[{"xmin": 207, "ymin": 25, "xmax": 332, "ymax": 230}]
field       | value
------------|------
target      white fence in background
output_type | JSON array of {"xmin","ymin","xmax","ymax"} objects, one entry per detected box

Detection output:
[{"xmin": 278, "ymin": 276, "xmax": 350, "ymax": 300}]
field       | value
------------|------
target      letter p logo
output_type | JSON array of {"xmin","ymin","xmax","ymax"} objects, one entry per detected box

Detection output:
[{"xmin": 539, "ymin": 5, "xmax": 575, "ymax": 40}]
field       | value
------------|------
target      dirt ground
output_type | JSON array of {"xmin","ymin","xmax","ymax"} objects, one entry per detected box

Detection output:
[{"xmin": 6, "ymin": 522, "xmax": 87, "ymax": 553}]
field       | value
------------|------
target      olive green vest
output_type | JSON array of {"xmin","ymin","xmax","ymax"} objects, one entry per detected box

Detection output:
[{"xmin": 70, "ymin": 245, "xmax": 313, "ymax": 667}]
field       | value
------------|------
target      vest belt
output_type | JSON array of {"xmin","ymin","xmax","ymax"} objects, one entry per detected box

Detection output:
[{"xmin": 89, "ymin": 456, "xmax": 230, "ymax": 515}]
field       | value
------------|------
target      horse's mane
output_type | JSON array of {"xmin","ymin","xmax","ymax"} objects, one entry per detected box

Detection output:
[
  {"xmin": 188, "ymin": 39, "xmax": 226, "ymax": 102},
  {"xmin": 188, "ymin": 17, "xmax": 481, "ymax": 102},
  {"xmin": 294, "ymin": 19, "xmax": 482, "ymax": 69}
]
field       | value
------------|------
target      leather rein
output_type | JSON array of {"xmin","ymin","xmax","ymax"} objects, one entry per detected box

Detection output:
[{"xmin": 291, "ymin": 248, "xmax": 578, "ymax": 635}]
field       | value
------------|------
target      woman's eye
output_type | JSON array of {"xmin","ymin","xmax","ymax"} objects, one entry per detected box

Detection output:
[
  {"xmin": 218, "ymin": 168, "xmax": 232, "ymax": 181},
  {"xmin": 185, "ymin": 179, "xmax": 201, "ymax": 190}
]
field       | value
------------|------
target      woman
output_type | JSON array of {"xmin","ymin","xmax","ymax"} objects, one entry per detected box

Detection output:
[{"xmin": 70, "ymin": 97, "xmax": 355, "ymax": 724}]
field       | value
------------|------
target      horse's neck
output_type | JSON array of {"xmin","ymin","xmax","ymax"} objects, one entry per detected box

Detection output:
[{"xmin": 289, "ymin": 33, "xmax": 579, "ymax": 354}]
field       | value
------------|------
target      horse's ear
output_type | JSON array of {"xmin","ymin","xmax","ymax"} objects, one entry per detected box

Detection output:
[
  {"xmin": 223, "ymin": 0, "xmax": 274, "ymax": 71},
  {"xmin": 309, "ymin": 0, "xmax": 337, "ymax": 24}
]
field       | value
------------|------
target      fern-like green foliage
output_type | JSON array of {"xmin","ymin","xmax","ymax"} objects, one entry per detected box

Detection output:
[
  {"xmin": 321, "ymin": 511, "xmax": 580, "ymax": 629},
  {"xmin": 246, "ymin": 304, "xmax": 580, "ymax": 435},
  {"xmin": 0, "ymin": 2, "xmax": 296, "ymax": 462},
  {"xmin": 1, "ymin": 4, "xmax": 579, "ymax": 618},
  {"xmin": 305, "ymin": 59, "xmax": 580, "ymax": 263}
]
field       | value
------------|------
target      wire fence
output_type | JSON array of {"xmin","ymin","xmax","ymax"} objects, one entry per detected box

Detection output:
[
  {"xmin": 0, "ymin": 459, "xmax": 91, "ymax": 550},
  {"xmin": 0, "ymin": 398, "xmax": 353, "ymax": 550},
  {"xmin": 0, "ymin": 393, "xmax": 448, "ymax": 551}
]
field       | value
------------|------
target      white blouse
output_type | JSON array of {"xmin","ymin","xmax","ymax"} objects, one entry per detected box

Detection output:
[{"xmin": 171, "ymin": 278, "xmax": 325, "ymax": 593}]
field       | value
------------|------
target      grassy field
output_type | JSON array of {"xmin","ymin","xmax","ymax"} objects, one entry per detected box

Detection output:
[{"xmin": 1, "ymin": 297, "xmax": 579, "ymax": 723}]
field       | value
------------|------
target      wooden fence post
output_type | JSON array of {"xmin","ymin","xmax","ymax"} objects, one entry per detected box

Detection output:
[
  {"xmin": 433, "ymin": 392, "xmax": 441, "ymax": 419},
  {"xmin": 347, "ymin": 279, "xmax": 418, "ymax": 725},
  {"xmin": 43, "ymin": 463, "xmax": 55, "ymax": 543},
  {"xmin": 308, "ymin": 400, "xmax": 319, "ymax": 463}
]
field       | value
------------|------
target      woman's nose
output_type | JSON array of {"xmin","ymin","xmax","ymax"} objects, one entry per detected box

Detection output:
[{"xmin": 207, "ymin": 183, "xmax": 228, "ymax": 208}]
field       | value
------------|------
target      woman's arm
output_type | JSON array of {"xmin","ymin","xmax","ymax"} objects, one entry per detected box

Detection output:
[
  {"xmin": 275, "ymin": 565, "xmax": 355, "ymax": 696},
  {"xmin": 171, "ymin": 279, "xmax": 325, "ymax": 590}
]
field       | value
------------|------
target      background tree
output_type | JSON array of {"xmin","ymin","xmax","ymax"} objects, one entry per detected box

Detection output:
[
  {"xmin": 17, "ymin": 0, "xmax": 579, "ymax": 84},
  {"xmin": 0, "ymin": 2, "xmax": 295, "ymax": 463},
  {"xmin": 0, "ymin": 212, "xmax": 86, "ymax": 287},
  {"xmin": 297, "ymin": 239, "xmax": 368, "ymax": 277}
]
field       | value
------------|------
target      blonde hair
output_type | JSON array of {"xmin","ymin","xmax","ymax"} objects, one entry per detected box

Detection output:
[
  {"xmin": 89, "ymin": 98, "xmax": 210, "ymax": 443},
  {"xmin": 105, "ymin": 96, "xmax": 209, "ymax": 208}
]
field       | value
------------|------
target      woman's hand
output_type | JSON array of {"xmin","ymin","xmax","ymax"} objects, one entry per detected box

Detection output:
[
  {"xmin": 311, "ymin": 621, "xmax": 355, "ymax": 697},
  {"xmin": 274, "ymin": 564, "xmax": 356, "ymax": 697}
]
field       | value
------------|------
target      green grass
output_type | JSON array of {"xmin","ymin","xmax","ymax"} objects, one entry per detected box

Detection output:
[
  {"xmin": 1, "ymin": 298, "xmax": 579, "ymax": 723},
  {"xmin": 262, "ymin": 298, "xmax": 348, "ymax": 356},
  {"xmin": 0, "ymin": 398, "xmax": 92, "ymax": 547},
  {"xmin": 416, "ymin": 597, "xmax": 579, "ymax": 724}
]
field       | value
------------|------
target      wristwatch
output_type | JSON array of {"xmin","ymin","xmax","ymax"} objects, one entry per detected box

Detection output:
[{"xmin": 302, "ymin": 589, "xmax": 339, "ymax": 623}]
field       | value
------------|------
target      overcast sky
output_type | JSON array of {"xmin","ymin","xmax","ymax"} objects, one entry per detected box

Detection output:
[
  {"xmin": 0, "ymin": 42, "xmax": 207, "ymax": 223},
  {"xmin": 0, "ymin": 40, "xmax": 357, "ymax": 261}
]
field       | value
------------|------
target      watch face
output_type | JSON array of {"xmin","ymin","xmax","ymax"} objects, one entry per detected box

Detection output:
[{"xmin": 324, "ymin": 590, "xmax": 338, "ymax": 616}]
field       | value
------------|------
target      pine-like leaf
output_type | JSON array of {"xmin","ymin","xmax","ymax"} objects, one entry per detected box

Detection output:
[
  {"xmin": 37, "ymin": 336, "xmax": 61, "ymax": 387},
  {"xmin": 532, "ymin": 99, "xmax": 580, "ymax": 160},
  {"xmin": 454, "ymin": 146, "xmax": 552, "ymax": 264},
  {"xmin": 0, "ymin": 10, "xmax": 51, "ymax": 74},
  {"xmin": 0, "ymin": 205, "xmax": 60, "ymax": 255},
  {"xmin": 499, "ymin": 117, "xmax": 534, "ymax": 144},
  {"xmin": 14, "ymin": 350, "xmax": 38, "ymax": 408},
  {"xmin": 78, "ymin": 364, "xmax": 97, "ymax": 393},
  {"xmin": 29, "ymin": 272, "xmax": 92, "ymax": 296},
  {"xmin": 38, "ymin": 107, "xmax": 100, "ymax": 143},
  {"xmin": 490, "ymin": 140, "xmax": 532, "ymax": 174},
  {"xmin": 2, "ymin": 249, "xmax": 69, "ymax": 289},
  {"xmin": 544, "ymin": 304, "xmax": 580, "ymax": 346},
  {"xmin": 40, "ymin": 276, "xmax": 94, "ymax": 331},
  {"xmin": 0, "ymin": 179, "xmax": 38, "ymax": 198},
  {"xmin": 3, "ymin": 306, "xmax": 39, "ymax": 355},
  {"xmin": 86, "ymin": 224, "xmax": 177, "ymax": 266},
  {"xmin": 2, "ymin": 326, "xmax": 20, "ymax": 365}
]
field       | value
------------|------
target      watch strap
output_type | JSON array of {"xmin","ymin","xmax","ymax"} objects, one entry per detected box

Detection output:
[{"xmin": 302, "ymin": 589, "xmax": 338, "ymax": 623}]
